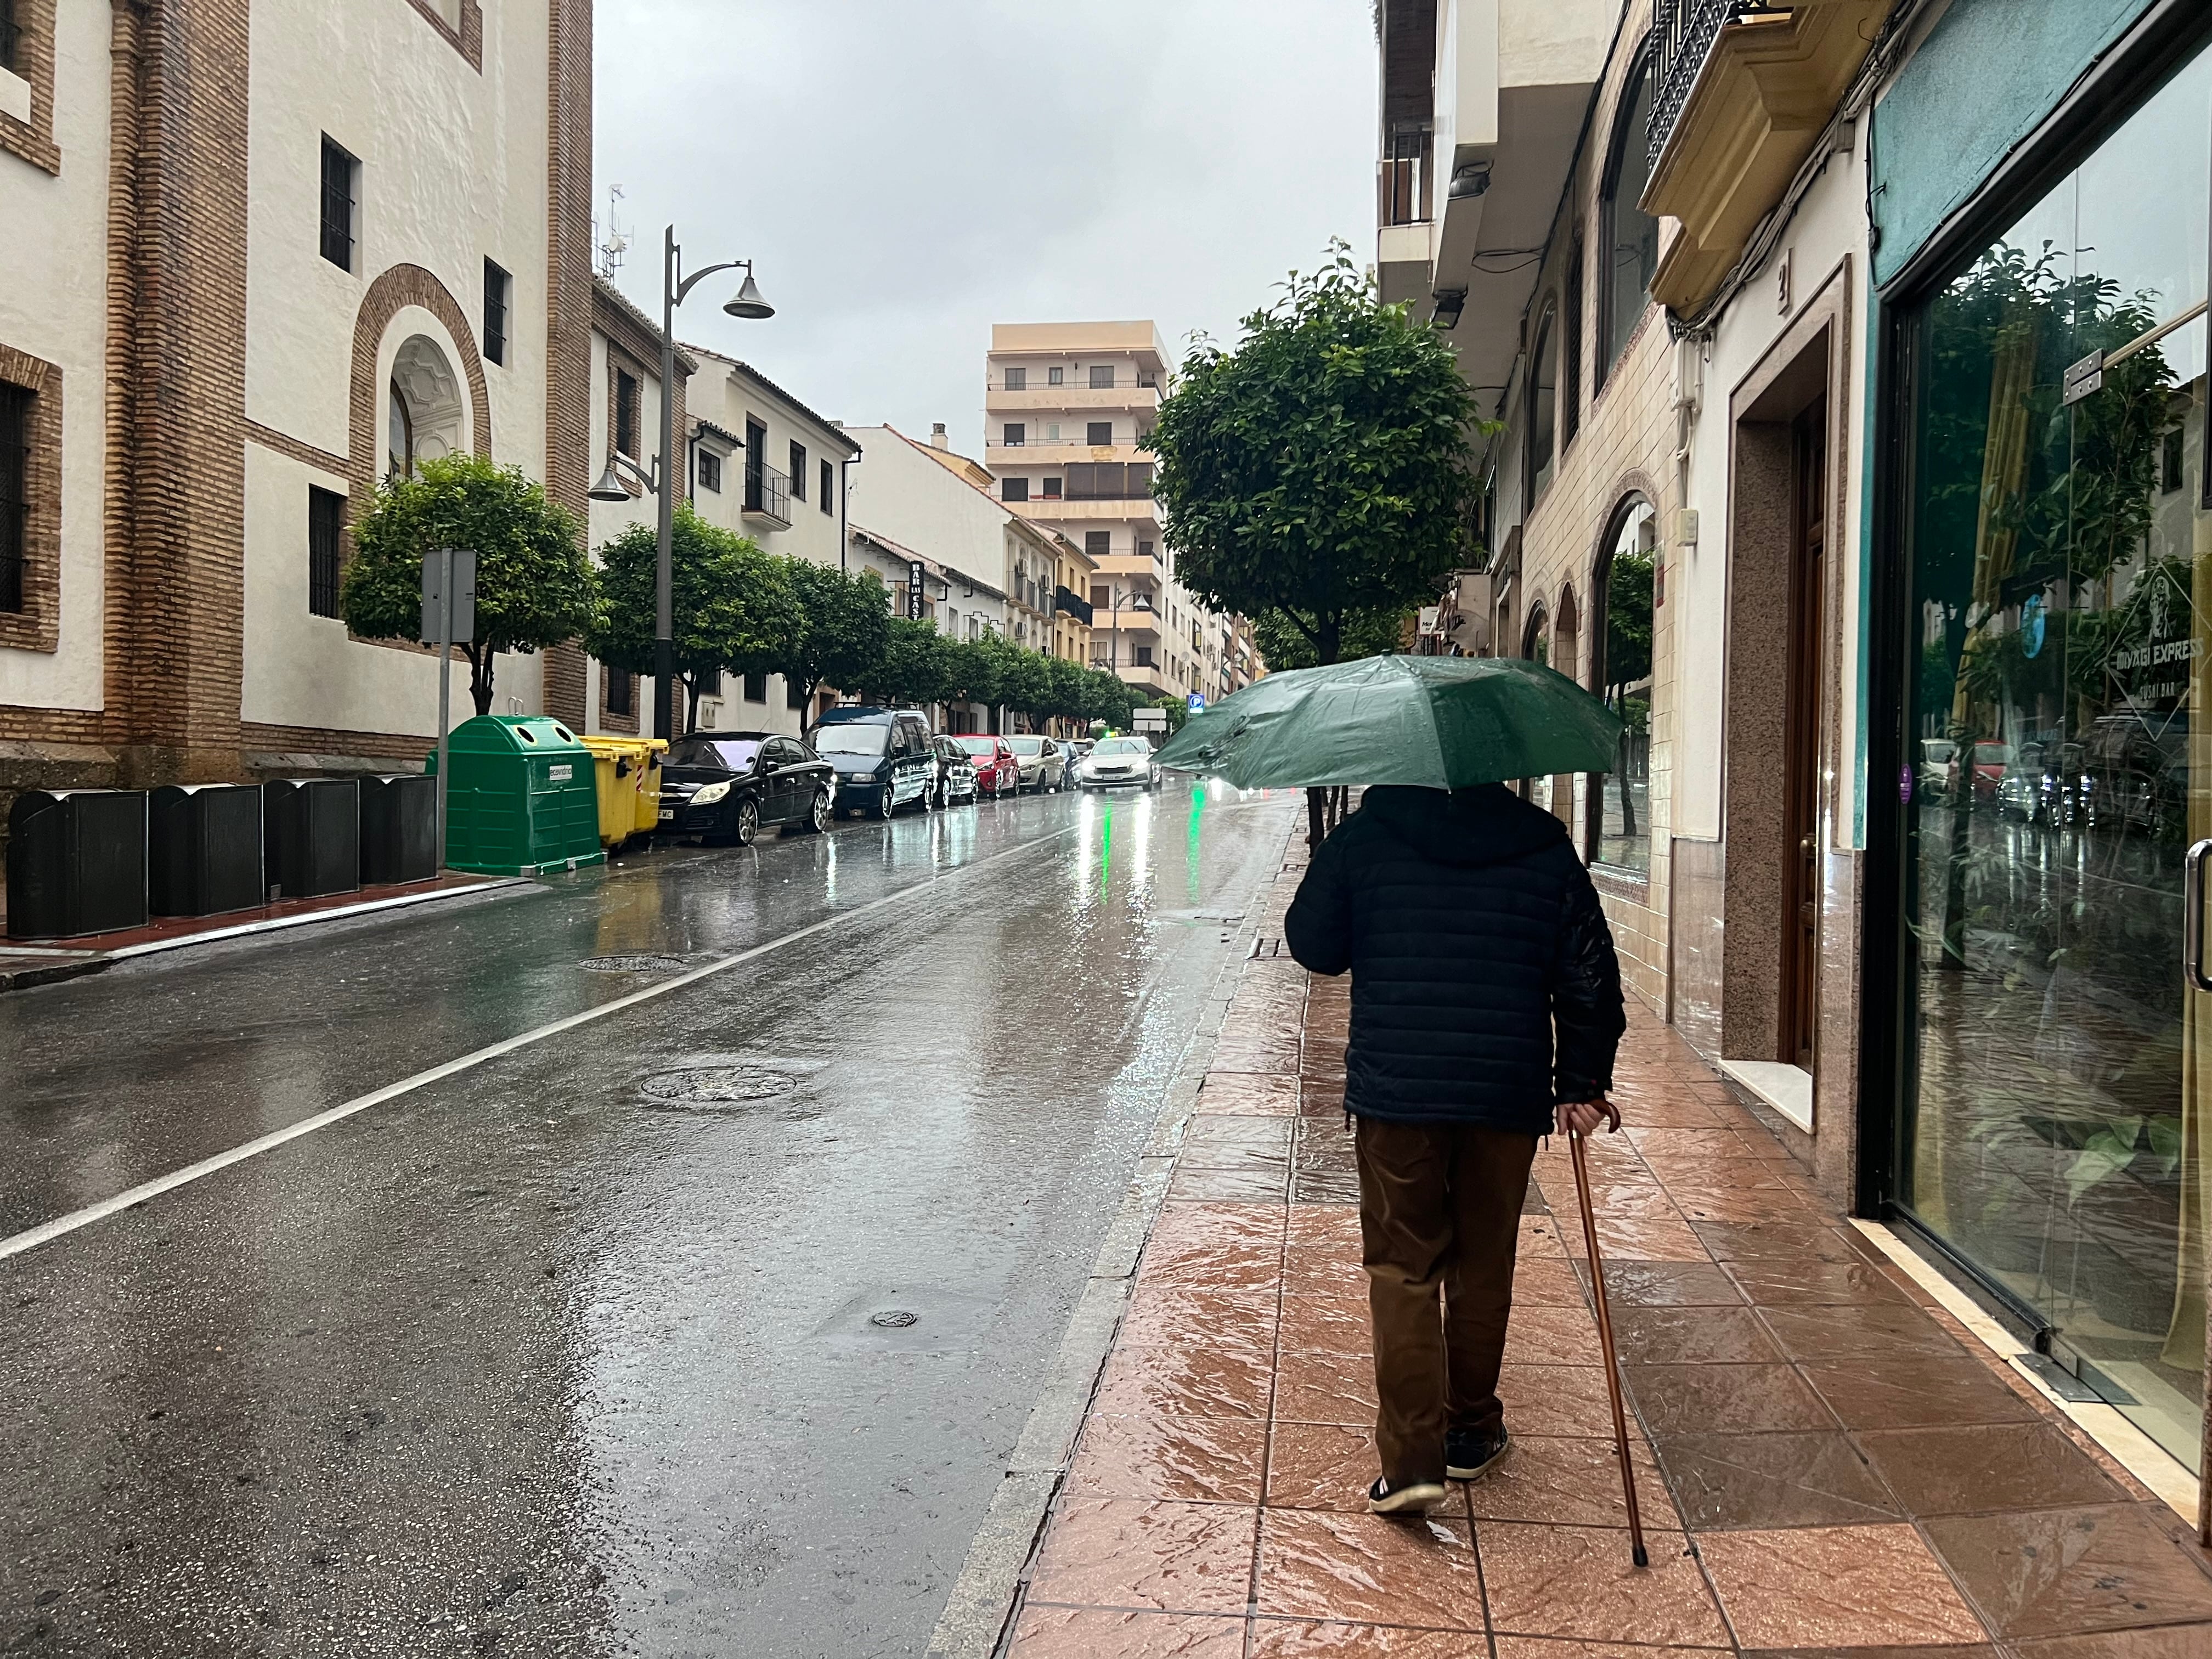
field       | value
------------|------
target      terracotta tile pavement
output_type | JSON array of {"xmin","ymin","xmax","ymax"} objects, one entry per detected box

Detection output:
[{"xmin": 1007, "ymin": 860, "xmax": 2212, "ymax": 1656}]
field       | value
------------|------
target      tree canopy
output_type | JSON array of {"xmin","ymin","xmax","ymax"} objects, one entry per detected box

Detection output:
[
  {"xmin": 1148, "ymin": 244, "xmax": 1486, "ymax": 668},
  {"xmin": 782, "ymin": 558, "xmax": 892, "ymax": 704},
  {"xmin": 340, "ymin": 453, "xmax": 598, "ymax": 716},
  {"xmin": 587, "ymin": 504, "xmax": 801, "ymax": 731},
  {"xmin": 1250, "ymin": 605, "xmax": 1406, "ymax": 672}
]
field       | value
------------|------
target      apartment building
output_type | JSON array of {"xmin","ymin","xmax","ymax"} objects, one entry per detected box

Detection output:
[
  {"xmin": 984, "ymin": 321, "xmax": 1235, "ymax": 706},
  {"xmin": 0, "ymin": 0, "xmax": 596, "ymax": 827},
  {"xmin": 1379, "ymin": 0, "xmax": 2212, "ymax": 1519}
]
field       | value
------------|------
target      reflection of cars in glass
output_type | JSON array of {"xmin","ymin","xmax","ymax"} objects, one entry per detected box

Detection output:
[
  {"xmin": 1967, "ymin": 740, "xmax": 2013, "ymax": 810},
  {"xmin": 957, "ymin": 734, "xmax": 1021, "ymax": 797},
  {"xmin": 2084, "ymin": 713, "xmax": 2190, "ymax": 838},
  {"xmin": 658, "ymin": 733, "xmax": 833, "ymax": 844},
  {"xmin": 930, "ymin": 735, "xmax": 978, "ymax": 807},
  {"xmin": 808, "ymin": 707, "xmax": 937, "ymax": 819},
  {"xmin": 1002, "ymin": 734, "xmax": 1062, "ymax": 792},
  {"xmin": 1917, "ymin": 738, "xmax": 1957, "ymax": 804},
  {"xmin": 1077, "ymin": 735, "xmax": 1161, "ymax": 791}
]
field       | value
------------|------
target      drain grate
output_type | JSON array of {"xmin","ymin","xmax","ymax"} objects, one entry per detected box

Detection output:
[
  {"xmin": 638, "ymin": 1067, "xmax": 791, "ymax": 1107},
  {"xmin": 868, "ymin": 1310, "xmax": 918, "ymax": 1328},
  {"xmin": 580, "ymin": 954, "xmax": 687, "ymax": 974}
]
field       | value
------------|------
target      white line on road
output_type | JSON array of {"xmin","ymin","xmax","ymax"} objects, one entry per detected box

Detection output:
[{"xmin": 0, "ymin": 822, "xmax": 1082, "ymax": 1266}]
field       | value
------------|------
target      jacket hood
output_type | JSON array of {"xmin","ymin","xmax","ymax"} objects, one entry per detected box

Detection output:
[{"xmin": 1359, "ymin": 783, "xmax": 1569, "ymax": 868}]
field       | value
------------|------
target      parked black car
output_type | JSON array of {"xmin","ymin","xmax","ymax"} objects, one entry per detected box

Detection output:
[
  {"xmin": 808, "ymin": 707, "xmax": 938, "ymax": 819},
  {"xmin": 931, "ymin": 734, "xmax": 979, "ymax": 806},
  {"xmin": 659, "ymin": 733, "xmax": 834, "ymax": 844}
]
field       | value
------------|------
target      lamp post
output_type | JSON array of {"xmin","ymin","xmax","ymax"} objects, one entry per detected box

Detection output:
[
  {"xmin": 1107, "ymin": 585, "xmax": 1152, "ymax": 676},
  {"xmin": 590, "ymin": 225, "xmax": 772, "ymax": 740}
]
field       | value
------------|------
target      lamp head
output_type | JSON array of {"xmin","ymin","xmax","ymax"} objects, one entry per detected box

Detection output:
[
  {"xmin": 588, "ymin": 458, "xmax": 631, "ymax": 502},
  {"xmin": 724, "ymin": 266, "xmax": 774, "ymax": 321}
]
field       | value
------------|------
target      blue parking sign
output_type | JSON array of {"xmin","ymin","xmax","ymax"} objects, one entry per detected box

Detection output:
[{"xmin": 1186, "ymin": 694, "xmax": 1206, "ymax": 712}]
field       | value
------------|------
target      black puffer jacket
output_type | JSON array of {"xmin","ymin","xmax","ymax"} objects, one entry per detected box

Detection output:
[{"xmin": 1284, "ymin": 784, "xmax": 1626, "ymax": 1133}]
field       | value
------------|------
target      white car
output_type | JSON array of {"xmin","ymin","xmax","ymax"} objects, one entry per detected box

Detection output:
[
  {"xmin": 1002, "ymin": 734, "xmax": 1062, "ymax": 791},
  {"xmin": 1077, "ymin": 736, "xmax": 1161, "ymax": 791}
]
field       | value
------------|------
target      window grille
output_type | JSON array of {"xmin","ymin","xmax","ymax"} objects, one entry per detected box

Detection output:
[
  {"xmin": 319, "ymin": 137, "xmax": 356, "ymax": 270},
  {"xmin": 696, "ymin": 449, "xmax": 721, "ymax": 493},
  {"xmin": 483, "ymin": 259, "xmax": 509, "ymax": 365},
  {"xmin": 0, "ymin": 0, "xmax": 19, "ymax": 73},
  {"xmin": 307, "ymin": 486, "xmax": 345, "ymax": 618},
  {"xmin": 614, "ymin": 369, "xmax": 640, "ymax": 458},
  {"xmin": 606, "ymin": 669, "xmax": 634, "ymax": 717},
  {"xmin": 0, "ymin": 382, "xmax": 26, "ymax": 614}
]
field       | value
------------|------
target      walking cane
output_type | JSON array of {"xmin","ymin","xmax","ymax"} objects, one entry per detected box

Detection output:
[{"xmin": 1566, "ymin": 1105, "xmax": 1649, "ymax": 1568}]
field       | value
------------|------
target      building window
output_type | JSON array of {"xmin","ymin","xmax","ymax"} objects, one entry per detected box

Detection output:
[
  {"xmin": 482, "ymin": 259, "xmax": 510, "ymax": 366},
  {"xmin": 1089, "ymin": 364, "xmax": 1114, "ymax": 389},
  {"xmin": 1528, "ymin": 302, "xmax": 1557, "ymax": 502},
  {"xmin": 1042, "ymin": 477, "xmax": 1062, "ymax": 498},
  {"xmin": 0, "ymin": 0, "xmax": 17, "ymax": 74},
  {"xmin": 789, "ymin": 441, "xmax": 807, "ymax": 499},
  {"xmin": 1600, "ymin": 64, "xmax": 1658, "ymax": 385},
  {"xmin": 1090, "ymin": 584, "xmax": 1110, "ymax": 610},
  {"xmin": 1085, "ymin": 530, "xmax": 1110, "ymax": 560},
  {"xmin": 307, "ymin": 486, "xmax": 345, "ymax": 618},
  {"xmin": 820, "ymin": 458, "xmax": 833, "ymax": 512},
  {"xmin": 614, "ymin": 368, "xmax": 640, "ymax": 459},
  {"xmin": 1048, "ymin": 366, "xmax": 1064, "ymax": 386},
  {"xmin": 1002, "ymin": 477, "xmax": 1030, "ymax": 502},
  {"xmin": 1005, "ymin": 366, "xmax": 1027, "ymax": 391},
  {"xmin": 787, "ymin": 676, "xmax": 807, "ymax": 709},
  {"xmin": 1562, "ymin": 241, "xmax": 1583, "ymax": 445},
  {"xmin": 1132, "ymin": 645, "xmax": 1154, "ymax": 667},
  {"xmin": 743, "ymin": 672, "xmax": 768, "ymax": 703},
  {"xmin": 606, "ymin": 668, "xmax": 634, "ymax": 717},
  {"xmin": 1087, "ymin": 421, "xmax": 1113, "ymax": 447},
  {"xmin": 1590, "ymin": 498, "xmax": 1653, "ymax": 872},
  {"xmin": 1137, "ymin": 538, "xmax": 1154, "ymax": 561},
  {"xmin": 697, "ymin": 449, "xmax": 721, "ymax": 493},
  {"xmin": 388, "ymin": 379, "xmax": 414, "ymax": 479},
  {"xmin": 1003, "ymin": 422, "xmax": 1025, "ymax": 446},
  {"xmin": 0, "ymin": 382, "xmax": 26, "ymax": 614},
  {"xmin": 319, "ymin": 137, "xmax": 358, "ymax": 272}
]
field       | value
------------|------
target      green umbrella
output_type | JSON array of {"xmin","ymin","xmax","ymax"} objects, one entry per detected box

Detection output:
[{"xmin": 1155, "ymin": 654, "xmax": 1623, "ymax": 789}]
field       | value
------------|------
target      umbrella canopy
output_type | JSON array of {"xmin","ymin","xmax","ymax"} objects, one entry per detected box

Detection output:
[{"xmin": 1155, "ymin": 654, "xmax": 1623, "ymax": 791}]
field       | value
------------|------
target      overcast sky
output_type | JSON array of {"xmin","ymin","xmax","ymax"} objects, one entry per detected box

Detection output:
[{"xmin": 593, "ymin": 1, "xmax": 1378, "ymax": 457}]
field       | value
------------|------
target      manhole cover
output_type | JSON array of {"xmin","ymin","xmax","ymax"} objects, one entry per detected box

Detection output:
[
  {"xmin": 868, "ymin": 1310, "xmax": 918, "ymax": 1328},
  {"xmin": 639, "ymin": 1067, "xmax": 790, "ymax": 1105},
  {"xmin": 580, "ymin": 954, "xmax": 686, "ymax": 974}
]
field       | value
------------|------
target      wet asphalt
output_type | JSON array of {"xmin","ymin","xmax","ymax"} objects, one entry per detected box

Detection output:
[{"xmin": 0, "ymin": 779, "xmax": 1296, "ymax": 1657}]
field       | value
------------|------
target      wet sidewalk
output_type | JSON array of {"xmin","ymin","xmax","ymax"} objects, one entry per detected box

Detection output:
[{"xmin": 1004, "ymin": 860, "xmax": 2212, "ymax": 1656}]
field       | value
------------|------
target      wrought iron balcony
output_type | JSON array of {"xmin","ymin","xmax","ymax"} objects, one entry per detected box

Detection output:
[
  {"xmin": 742, "ymin": 464, "xmax": 791, "ymax": 527},
  {"xmin": 1648, "ymin": 1, "xmax": 1787, "ymax": 169}
]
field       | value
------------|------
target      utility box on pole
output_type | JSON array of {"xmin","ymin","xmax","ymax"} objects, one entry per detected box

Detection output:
[{"xmin": 420, "ymin": 549, "xmax": 477, "ymax": 872}]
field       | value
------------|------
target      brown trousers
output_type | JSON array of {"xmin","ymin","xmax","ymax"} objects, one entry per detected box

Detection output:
[{"xmin": 1355, "ymin": 1117, "xmax": 1539, "ymax": 1487}]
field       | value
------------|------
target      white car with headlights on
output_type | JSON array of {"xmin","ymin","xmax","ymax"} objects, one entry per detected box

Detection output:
[{"xmin": 1077, "ymin": 735, "xmax": 1161, "ymax": 791}]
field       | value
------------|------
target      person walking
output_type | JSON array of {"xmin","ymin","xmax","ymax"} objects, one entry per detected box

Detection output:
[{"xmin": 1284, "ymin": 782, "xmax": 1627, "ymax": 1514}]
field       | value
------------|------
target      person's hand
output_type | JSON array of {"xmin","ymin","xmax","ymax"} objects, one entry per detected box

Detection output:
[{"xmin": 1555, "ymin": 1096, "xmax": 1621, "ymax": 1138}]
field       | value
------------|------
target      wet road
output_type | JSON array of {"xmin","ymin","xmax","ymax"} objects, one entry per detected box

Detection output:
[{"xmin": 0, "ymin": 780, "xmax": 1296, "ymax": 1657}]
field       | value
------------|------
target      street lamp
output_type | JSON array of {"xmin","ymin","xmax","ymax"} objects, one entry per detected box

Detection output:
[
  {"xmin": 588, "ymin": 225, "xmax": 773, "ymax": 740},
  {"xmin": 1107, "ymin": 586, "xmax": 1153, "ymax": 678}
]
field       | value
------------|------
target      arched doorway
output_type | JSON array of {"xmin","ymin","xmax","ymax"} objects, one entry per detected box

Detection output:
[{"xmin": 1589, "ymin": 496, "xmax": 1655, "ymax": 870}]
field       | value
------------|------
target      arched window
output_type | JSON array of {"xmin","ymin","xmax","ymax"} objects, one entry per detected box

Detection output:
[
  {"xmin": 1588, "ymin": 496, "xmax": 1656, "ymax": 870},
  {"xmin": 1520, "ymin": 601, "xmax": 1551, "ymax": 804},
  {"xmin": 388, "ymin": 380, "xmax": 414, "ymax": 480},
  {"xmin": 1599, "ymin": 63, "xmax": 1659, "ymax": 385},
  {"xmin": 1528, "ymin": 302, "xmax": 1558, "ymax": 502},
  {"xmin": 1562, "ymin": 238, "xmax": 1584, "ymax": 447}
]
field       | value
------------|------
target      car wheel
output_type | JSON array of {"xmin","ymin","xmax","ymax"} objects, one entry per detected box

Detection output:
[
  {"xmin": 876, "ymin": 786, "xmax": 895, "ymax": 821},
  {"xmin": 806, "ymin": 790, "xmax": 830, "ymax": 833},
  {"xmin": 733, "ymin": 797, "xmax": 759, "ymax": 847}
]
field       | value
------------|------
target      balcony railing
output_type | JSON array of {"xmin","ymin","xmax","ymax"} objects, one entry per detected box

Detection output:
[
  {"xmin": 742, "ymin": 464, "xmax": 791, "ymax": 524},
  {"xmin": 1379, "ymin": 127, "xmax": 1432, "ymax": 227},
  {"xmin": 1649, "ymin": 1, "xmax": 1786, "ymax": 168}
]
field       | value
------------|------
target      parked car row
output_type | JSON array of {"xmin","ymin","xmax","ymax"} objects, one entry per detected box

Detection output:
[{"xmin": 654, "ymin": 707, "xmax": 1153, "ymax": 847}]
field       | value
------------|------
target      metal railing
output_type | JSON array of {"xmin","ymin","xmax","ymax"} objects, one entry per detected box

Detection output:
[
  {"xmin": 1648, "ymin": 2, "xmax": 1786, "ymax": 169},
  {"xmin": 1379, "ymin": 127, "xmax": 1432, "ymax": 227},
  {"xmin": 743, "ymin": 463, "xmax": 791, "ymax": 521}
]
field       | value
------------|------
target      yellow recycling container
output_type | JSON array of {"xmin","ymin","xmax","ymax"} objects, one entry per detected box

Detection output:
[{"xmin": 580, "ymin": 735, "xmax": 667, "ymax": 849}]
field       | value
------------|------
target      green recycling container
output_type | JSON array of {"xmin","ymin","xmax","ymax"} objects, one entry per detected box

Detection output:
[{"xmin": 426, "ymin": 715, "xmax": 606, "ymax": 876}]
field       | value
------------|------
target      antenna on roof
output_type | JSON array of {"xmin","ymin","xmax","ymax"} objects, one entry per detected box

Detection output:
[{"xmin": 596, "ymin": 184, "xmax": 629, "ymax": 278}]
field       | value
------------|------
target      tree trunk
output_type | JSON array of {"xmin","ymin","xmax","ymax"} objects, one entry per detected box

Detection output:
[
  {"xmin": 1305, "ymin": 614, "xmax": 1344, "ymax": 846},
  {"xmin": 466, "ymin": 645, "xmax": 493, "ymax": 718}
]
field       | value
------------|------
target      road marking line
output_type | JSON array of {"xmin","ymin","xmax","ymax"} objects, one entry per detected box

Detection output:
[{"xmin": 0, "ymin": 823, "xmax": 1081, "ymax": 1265}]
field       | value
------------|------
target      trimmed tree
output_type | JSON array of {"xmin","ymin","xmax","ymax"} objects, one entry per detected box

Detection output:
[
  {"xmin": 340, "ymin": 453, "xmax": 599, "ymax": 716},
  {"xmin": 1148, "ymin": 245, "xmax": 1486, "ymax": 836},
  {"xmin": 1250, "ymin": 605, "xmax": 1407, "ymax": 672},
  {"xmin": 783, "ymin": 557, "xmax": 892, "ymax": 711},
  {"xmin": 874, "ymin": 617, "xmax": 956, "ymax": 711},
  {"xmin": 586, "ymin": 503, "xmax": 802, "ymax": 733}
]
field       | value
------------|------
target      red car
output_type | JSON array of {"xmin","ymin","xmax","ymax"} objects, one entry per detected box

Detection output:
[{"xmin": 956, "ymin": 734, "xmax": 1022, "ymax": 797}]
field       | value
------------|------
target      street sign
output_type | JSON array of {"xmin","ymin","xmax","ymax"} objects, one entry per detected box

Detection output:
[
  {"xmin": 907, "ymin": 560, "xmax": 926, "ymax": 621},
  {"xmin": 420, "ymin": 548, "xmax": 477, "ymax": 645},
  {"xmin": 1186, "ymin": 693, "xmax": 1206, "ymax": 712}
]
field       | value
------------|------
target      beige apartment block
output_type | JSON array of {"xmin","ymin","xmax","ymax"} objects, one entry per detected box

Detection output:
[{"xmin": 985, "ymin": 320, "xmax": 1235, "ymax": 706}]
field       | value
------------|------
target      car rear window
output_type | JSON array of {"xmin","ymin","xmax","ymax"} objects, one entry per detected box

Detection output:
[
  {"xmin": 957, "ymin": 736, "xmax": 997, "ymax": 755},
  {"xmin": 669, "ymin": 739, "xmax": 761, "ymax": 769}
]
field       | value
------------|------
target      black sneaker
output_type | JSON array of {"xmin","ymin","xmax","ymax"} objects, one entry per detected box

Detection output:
[
  {"xmin": 1365, "ymin": 1475, "xmax": 1447, "ymax": 1514},
  {"xmin": 1445, "ymin": 1424, "xmax": 1510, "ymax": 1480}
]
